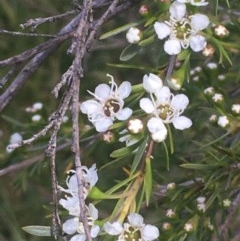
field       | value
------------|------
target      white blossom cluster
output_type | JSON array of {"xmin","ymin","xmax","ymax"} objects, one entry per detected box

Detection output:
[
  {"xmin": 140, "ymin": 74, "xmax": 192, "ymax": 142},
  {"xmin": 154, "ymin": 1, "xmax": 209, "ymax": 55},
  {"xmin": 58, "ymin": 164, "xmax": 100, "ymax": 241}
]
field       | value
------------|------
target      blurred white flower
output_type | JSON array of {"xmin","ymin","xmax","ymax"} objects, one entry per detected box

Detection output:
[
  {"xmin": 209, "ymin": 114, "xmax": 217, "ymax": 122},
  {"xmin": 176, "ymin": 0, "xmax": 208, "ymax": 6},
  {"xmin": 166, "ymin": 209, "xmax": 175, "ymax": 218},
  {"xmin": 25, "ymin": 102, "xmax": 43, "ymax": 113},
  {"xmin": 62, "ymin": 203, "xmax": 100, "ymax": 241},
  {"xmin": 204, "ymin": 87, "xmax": 215, "ymax": 96},
  {"xmin": 212, "ymin": 93, "xmax": 223, "ymax": 103},
  {"xmin": 32, "ymin": 114, "xmax": 42, "ymax": 122},
  {"xmin": 184, "ymin": 223, "xmax": 193, "ymax": 232},
  {"xmin": 197, "ymin": 196, "xmax": 206, "ymax": 203},
  {"xmin": 104, "ymin": 213, "xmax": 159, "ymax": 241},
  {"xmin": 232, "ymin": 104, "xmax": 240, "ymax": 114},
  {"xmin": 80, "ymin": 74, "xmax": 132, "ymax": 132},
  {"xmin": 126, "ymin": 27, "xmax": 141, "ymax": 43},
  {"xmin": 10, "ymin": 133, "xmax": 23, "ymax": 144},
  {"xmin": 6, "ymin": 132, "xmax": 23, "ymax": 153},
  {"xmin": 206, "ymin": 62, "xmax": 217, "ymax": 69},
  {"xmin": 223, "ymin": 199, "xmax": 231, "ymax": 207},
  {"xmin": 59, "ymin": 164, "xmax": 98, "ymax": 199},
  {"xmin": 140, "ymin": 86, "xmax": 192, "ymax": 133},
  {"xmin": 154, "ymin": 2, "xmax": 209, "ymax": 55},
  {"xmin": 217, "ymin": 116, "xmax": 229, "ymax": 128}
]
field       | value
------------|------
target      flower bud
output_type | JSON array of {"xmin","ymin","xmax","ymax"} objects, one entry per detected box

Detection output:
[
  {"xmin": 139, "ymin": 5, "xmax": 149, "ymax": 16},
  {"xmin": 214, "ymin": 25, "xmax": 229, "ymax": 37}
]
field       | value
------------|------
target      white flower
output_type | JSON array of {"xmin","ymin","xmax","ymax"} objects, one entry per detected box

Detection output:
[
  {"xmin": 204, "ymin": 87, "xmax": 215, "ymax": 95},
  {"xmin": 206, "ymin": 62, "xmax": 217, "ymax": 69},
  {"xmin": 176, "ymin": 0, "xmax": 208, "ymax": 6},
  {"xmin": 140, "ymin": 86, "xmax": 192, "ymax": 135},
  {"xmin": 59, "ymin": 164, "xmax": 98, "ymax": 199},
  {"xmin": 232, "ymin": 104, "xmax": 240, "ymax": 114},
  {"xmin": 154, "ymin": 2, "xmax": 209, "ymax": 55},
  {"xmin": 223, "ymin": 199, "xmax": 231, "ymax": 207},
  {"xmin": 59, "ymin": 195, "xmax": 80, "ymax": 216},
  {"xmin": 218, "ymin": 116, "xmax": 229, "ymax": 128},
  {"xmin": 209, "ymin": 114, "xmax": 217, "ymax": 122},
  {"xmin": 32, "ymin": 114, "xmax": 42, "ymax": 122},
  {"xmin": 147, "ymin": 117, "xmax": 168, "ymax": 142},
  {"xmin": 197, "ymin": 196, "xmax": 206, "ymax": 203},
  {"xmin": 184, "ymin": 223, "xmax": 193, "ymax": 232},
  {"xmin": 197, "ymin": 203, "xmax": 206, "ymax": 212},
  {"xmin": 143, "ymin": 73, "xmax": 163, "ymax": 93},
  {"xmin": 80, "ymin": 74, "xmax": 132, "ymax": 132},
  {"xmin": 104, "ymin": 213, "xmax": 159, "ymax": 241},
  {"xmin": 166, "ymin": 209, "xmax": 175, "ymax": 218},
  {"xmin": 212, "ymin": 93, "xmax": 223, "ymax": 103},
  {"xmin": 33, "ymin": 102, "xmax": 43, "ymax": 111},
  {"xmin": 128, "ymin": 119, "xmax": 144, "ymax": 134},
  {"xmin": 6, "ymin": 132, "xmax": 23, "ymax": 153},
  {"xmin": 10, "ymin": 133, "xmax": 22, "ymax": 144},
  {"xmin": 126, "ymin": 27, "xmax": 141, "ymax": 43},
  {"xmin": 62, "ymin": 203, "xmax": 100, "ymax": 241}
]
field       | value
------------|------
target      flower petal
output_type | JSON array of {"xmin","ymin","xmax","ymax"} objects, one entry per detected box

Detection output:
[
  {"xmin": 104, "ymin": 222, "xmax": 123, "ymax": 235},
  {"xmin": 118, "ymin": 81, "xmax": 132, "ymax": 99},
  {"xmin": 88, "ymin": 203, "xmax": 98, "ymax": 220},
  {"xmin": 155, "ymin": 86, "xmax": 171, "ymax": 104},
  {"xmin": 143, "ymin": 73, "xmax": 163, "ymax": 93},
  {"xmin": 154, "ymin": 22, "xmax": 171, "ymax": 39},
  {"xmin": 164, "ymin": 39, "xmax": 182, "ymax": 55},
  {"xmin": 62, "ymin": 218, "xmax": 78, "ymax": 235},
  {"xmin": 169, "ymin": 2, "xmax": 186, "ymax": 21},
  {"xmin": 80, "ymin": 100, "xmax": 101, "ymax": 115},
  {"xmin": 171, "ymin": 94, "xmax": 189, "ymax": 111},
  {"xmin": 94, "ymin": 118, "xmax": 113, "ymax": 132},
  {"xmin": 189, "ymin": 35, "xmax": 206, "ymax": 52},
  {"xmin": 172, "ymin": 116, "xmax": 192, "ymax": 130},
  {"xmin": 147, "ymin": 117, "xmax": 166, "ymax": 133},
  {"xmin": 191, "ymin": 14, "xmax": 209, "ymax": 31},
  {"xmin": 70, "ymin": 234, "xmax": 86, "ymax": 241},
  {"xmin": 94, "ymin": 84, "xmax": 110, "ymax": 100},
  {"xmin": 128, "ymin": 213, "xmax": 144, "ymax": 227},
  {"xmin": 116, "ymin": 107, "xmax": 133, "ymax": 120},
  {"xmin": 140, "ymin": 98, "xmax": 155, "ymax": 114},
  {"xmin": 142, "ymin": 224, "xmax": 160, "ymax": 241},
  {"xmin": 91, "ymin": 225, "xmax": 100, "ymax": 238}
]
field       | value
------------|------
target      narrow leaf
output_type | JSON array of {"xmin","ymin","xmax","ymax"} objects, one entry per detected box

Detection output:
[
  {"xmin": 120, "ymin": 44, "xmax": 141, "ymax": 61},
  {"xmin": 22, "ymin": 226, "xmax": 51, "ymax": 237},
  {"xmin": 144, "ymin": 157, "xmax": 153, "ymax": 206},
  {"xmin": 99, "ymin": 22, "xmax": 142, "ymax": 40},
  {"xmin": 131, "ymin": 136, "xmax": 149, "ymax": 173}
]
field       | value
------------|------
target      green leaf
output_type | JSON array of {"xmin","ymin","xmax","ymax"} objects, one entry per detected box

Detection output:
[
  {"xmin": 120, "ymin": 44, "xmax": 141, "ymax": 61},
  {"xmin": 180, "ymin": 163, "xmax": 218, "ymax": 170},
  {"xmin": 110, "ymin": 146, "xmax": 132, "ymax": 158},
  {"xmin": 131, "ymin": 136, "xmax": 149, "ymax": 173},
  {"xmin": 99, "ymin": 22, "xmax": 142, "ymax": 40},
  {"xmin": 22, "ymin": 226, "xmax": 51, "ymax": 236},
  {"xmin": 144, "ymin": 157, "xmax": 153, "ymax": 206}
]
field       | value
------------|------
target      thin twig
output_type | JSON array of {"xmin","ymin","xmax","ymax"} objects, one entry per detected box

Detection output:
[
  {"xmin": 0, "ymin": 141, "xmax": 71, "ymax": 177},
  {"xmin": 0, "ymin": 29, "xmax": 57, "ymax": 38},
  {"xmin": 164, "ymin": 55, "xmax": 177, "ymax": 85},
  {"xmin": 20, "ymin": 10, "xmax": 79, "ymax": 30}
]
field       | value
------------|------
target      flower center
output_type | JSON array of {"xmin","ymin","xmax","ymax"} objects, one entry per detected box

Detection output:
[
  {"xmin": 104, "ymin": 98, "xmax": 121, "ymax": 117},
  {"xmin": 123, "ymin": 226, "xmax": 141, "ymax": 241},
  {"xmin": 174, "ymin": 20, "xmax": 191, "ymax": 40},
  {"xmin": 157, "ymin": 104, "xmax": 174, "ymax": 121}
]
